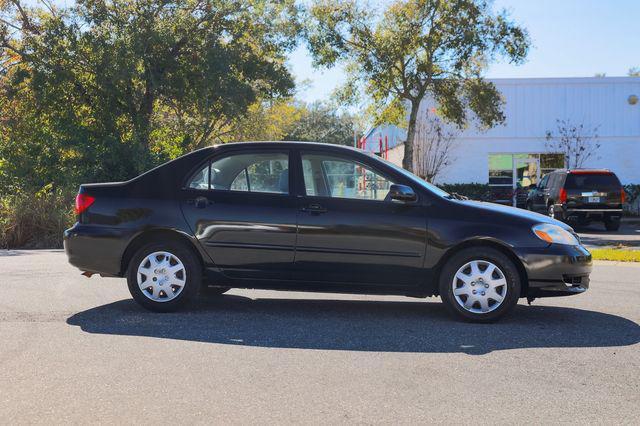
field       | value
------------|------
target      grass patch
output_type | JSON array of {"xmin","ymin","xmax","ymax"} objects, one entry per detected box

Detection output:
[{"xmin": 590, "ymin": 248, "xmax": 640, "ymax": 262}]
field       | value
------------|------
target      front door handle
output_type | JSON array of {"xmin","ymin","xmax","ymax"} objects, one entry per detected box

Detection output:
[{"xmin": 300, "ymin": 203, "xmax": 327, "ymax": 214}]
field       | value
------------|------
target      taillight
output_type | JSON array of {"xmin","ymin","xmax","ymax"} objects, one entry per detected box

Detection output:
[
  {"xmin": 621, "ymin": 187, "xmax": 626, "ymax": 204},
  {"xmin": 75, "ymin": 193, "xmax": 95, "ymax": 215},
  {"xmin": 559, "ymin": 188, "xmax": 567, "ymax": 203}
]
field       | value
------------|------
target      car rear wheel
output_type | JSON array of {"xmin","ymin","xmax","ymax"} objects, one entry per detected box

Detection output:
[
  {"xmin": 127, "ymin": 242, "xmax": 201, "ymax": 312},
  {"xmin": 439, "ymin": 248, "xmax": 521, "ymax": 322}
]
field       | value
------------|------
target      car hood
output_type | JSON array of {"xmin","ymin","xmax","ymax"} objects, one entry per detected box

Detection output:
[{"xmin": 455, "ymin": 199, "xmax": 573, "ymax": 230}]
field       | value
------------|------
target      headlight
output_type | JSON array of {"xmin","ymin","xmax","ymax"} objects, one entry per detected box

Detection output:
[{"xmin": 532, "ymin": 223, "xmax": 580, "ymax": 246}]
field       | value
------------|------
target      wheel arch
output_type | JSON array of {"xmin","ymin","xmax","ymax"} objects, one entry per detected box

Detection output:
[
  {"xmin": 121, "ymin": 228, "xmax": 207, "ymax": 276},
  {"xmin": 434, "ymin": 238, "xmax": 529, "ymax": 297}
]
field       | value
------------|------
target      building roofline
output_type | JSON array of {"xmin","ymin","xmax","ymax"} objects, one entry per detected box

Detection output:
[{"xmin": 487, "ymin": 76, "xmax": 639, "ymax": 85}]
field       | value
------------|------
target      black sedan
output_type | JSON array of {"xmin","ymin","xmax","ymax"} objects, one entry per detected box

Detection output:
[{"xmin": 64, "ymin": 142, "xmax": 592, "ymax": 322}]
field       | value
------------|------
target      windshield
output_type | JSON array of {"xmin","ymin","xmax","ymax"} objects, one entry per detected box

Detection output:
[{"xmin": 371, "ymin": 154, "xmax": 451, "ymax": 198}]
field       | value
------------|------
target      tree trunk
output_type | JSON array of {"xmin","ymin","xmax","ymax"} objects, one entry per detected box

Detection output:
[{"xmin": 402, "ymin": 100, "xmax": 419, "ymax": 173}]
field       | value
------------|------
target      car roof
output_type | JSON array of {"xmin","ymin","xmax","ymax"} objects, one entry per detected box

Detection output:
[
  {"xmin": 211, "ymin": 141, "xmax": 362, "ymax": 153},
  {"xmin": 547, "ymin": 168, "xmax": 614, "ymax": 175}
]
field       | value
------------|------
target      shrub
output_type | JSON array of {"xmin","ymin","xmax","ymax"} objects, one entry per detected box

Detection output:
[
  {"xmin": 438, "ymin": 183, "xmax": 491, "ymax": 201},
  {"xmin": 623, "ymin": 184, "xmax": 640, "ymax": 216},
  {"xmin": 0, "ymin": 185, "xmax": 75, "ymax": 249}
]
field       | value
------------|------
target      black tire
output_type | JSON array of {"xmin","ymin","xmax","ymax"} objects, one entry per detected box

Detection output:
[
  {"xmin": 127, "ymin": 241, "xmax": 201, "ymax": 312},
  {"xmin": 439, "ymin": 247, "xmax": 521, "ymax": 323},
  {"xmin": 604, "ymin": 219, "xmax": 620, "ymax": 231}
]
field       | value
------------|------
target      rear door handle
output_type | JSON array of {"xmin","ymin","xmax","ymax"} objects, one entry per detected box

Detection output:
[
  {"xmin": 300, "ymin": 203, "xmax": 327, "ymax": 214},
  {"xmin": 187, "ymin": 196, "xmax": 213, "ymax": 209}
]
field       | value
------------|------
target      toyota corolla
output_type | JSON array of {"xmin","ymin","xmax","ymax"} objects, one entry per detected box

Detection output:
[{"xmin": 64, "ymin": 142, "xmax": 592, "ymax": 322}]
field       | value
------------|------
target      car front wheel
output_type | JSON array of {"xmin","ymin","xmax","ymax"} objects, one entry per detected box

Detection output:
[
  {"xmin": 127, "ymin": 242, "xmax": 201, "ymax": 312},
  {"xmin": 439, "ymin": 247, "xmax": 521, "ymax": 322}
]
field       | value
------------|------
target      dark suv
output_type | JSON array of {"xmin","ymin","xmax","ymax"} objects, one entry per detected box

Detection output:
[{"xmin": 526, "ymin": 169, "xmax": 625, "ymax": 231}]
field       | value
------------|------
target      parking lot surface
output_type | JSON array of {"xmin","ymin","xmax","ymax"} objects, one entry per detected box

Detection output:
[
  {"xmin": 1, "ymin": 250, "xmax": 639, "ymax": 424},
  {"xmin": 578, "ymin": 221, "xmax": 640, "ymax": 249}
]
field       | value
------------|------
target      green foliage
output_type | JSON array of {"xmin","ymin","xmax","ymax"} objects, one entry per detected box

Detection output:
[
  {"xmin": 306, "ymin": 0, "xmax": 530, "ymax": 171},
  {"xmin": 590, "ymin": 248, "xmax": 640, "ymax": 263},
  {"xmin": 438, "ymin": 182, "xmax": 490, "ymax": 200},
  {"xmin": 284, "ymin": 102, "xmax": 355, "ymax": 145},
  {"xmin": 624, "ymin": 184, "xmax": 640, "ymax": 215},
  {"xmin": 0, "ymin": 185, "xmax": 75, "ymax": 249},
  {"xmin": 221, "ymin": 99, "xmax": 356, "ymax": 145},
  {"xmin": 0, "ymin": 0, "xmax": 300, "ymax": 191}
]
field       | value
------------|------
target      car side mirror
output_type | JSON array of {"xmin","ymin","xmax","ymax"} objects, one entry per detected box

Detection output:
[{"xmin": 389, "ymin": 184, "xmax": 417, "ymax": 203}]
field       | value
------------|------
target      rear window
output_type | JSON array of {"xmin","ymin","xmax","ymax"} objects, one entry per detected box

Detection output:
[{"xmin": 564, "ymin": 173, "xmax": 621, "ymax": 190}]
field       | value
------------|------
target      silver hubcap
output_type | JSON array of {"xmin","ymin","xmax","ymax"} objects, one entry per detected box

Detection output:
[
  {"xmin": 452, "ymin": 260, "xmax": 508, "ymax": 314},
  {"xmin": 137, "ymin": 251, "xmax": 186, "ymax": 302}
]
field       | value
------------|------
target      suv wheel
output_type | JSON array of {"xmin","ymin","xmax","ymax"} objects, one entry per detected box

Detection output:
[
  {"xmin": 548, "ymin": 204, "xmax": 561, "ymax": 220},
  {"xmin": 604, "ymin": 218, "xmax": 620, "ymax": 231},
  {"xmin": 439, "ymin": 248, "xmax": 521, "ymax": 322},
  {"xmin": 127, "ymin": 241, "xmax": 201, "ymax": 312}
]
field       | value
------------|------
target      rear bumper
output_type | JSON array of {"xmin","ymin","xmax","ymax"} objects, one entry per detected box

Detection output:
[
  {"xmin": 63, "ymin": 223, "xmax": 134, "ymax": 276},
  {"xmin": 563, "ymin": 208, "xmax": 622, "ymax": 223},
  {"xmin": 516, "ymin": 244, "xmax": 592, "ymax": 298}
]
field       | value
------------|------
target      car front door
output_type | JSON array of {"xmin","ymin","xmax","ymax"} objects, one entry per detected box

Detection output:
[
  {"xmin": 180, "ymin": 149, "xmax": 297, "ymax": 280},
  {"xmin": 532, "ymin": 174, "xmax": 549, "ymax": 212},
  {"xmin": 292, "ymin": 150, "xmax": 428, "ymax": 287}
]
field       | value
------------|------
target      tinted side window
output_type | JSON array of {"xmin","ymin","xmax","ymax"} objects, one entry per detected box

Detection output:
[
  {"xmin": 188, "ymin": 152, "xmax": 289, "ymax": 194},
  {"xmin": 188, "ymin": 164, "xmax": 210, "ymax": 190},
  {"xmin": 301, "ymin": 153, "xmax": 395, "ymax": 201},
  {"xmin": 538, "ymin": 174, "xmax": 549, "ymax": 189}
]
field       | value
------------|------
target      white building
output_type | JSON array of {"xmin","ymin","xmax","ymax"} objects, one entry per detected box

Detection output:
[
  {"xmin": 387, "ymin": 77, "xmax": 640, "ymax": 190},
  {"xmin": 358, "ymin": 124, "xmax": 406, "ymax": 156}
]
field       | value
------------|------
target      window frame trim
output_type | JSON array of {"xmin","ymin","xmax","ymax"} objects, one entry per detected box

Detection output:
[
  {"xmin": 296, "ymin": 149, "xmax": 415, "ymax": 205},
  {"xmin": 182, "ymin": 148, "xmax": 293, "ymax": 197}
]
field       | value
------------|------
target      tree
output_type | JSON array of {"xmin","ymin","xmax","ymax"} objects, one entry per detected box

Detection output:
[
  {"xmin": 413, "ymin": 110, "xmax": 456, "ymax": 182},
  {"xmin": 224, "ymin": 99, "xmax": 305, "ymax": 142},
  {"xmin": 628, "ymin": 67, "xmax": 640, "ymax": 77},
  {"xmin": 284, "ymin": 102, "xmax": 355, "ymax": 145},
  {"xmin": 0, "ymin": 0, "xmax": 300, "ymax": 189},
  {"xmin": 306, "ymin": 0, "xmax": 529, "ymax": 172},
  {"xmin": 220, "ymin": 99, "xmax": 356, "ymax": 145},
  {"xmin": 545, "ymin": 119, "xmax": 601, "ymax": 169}
]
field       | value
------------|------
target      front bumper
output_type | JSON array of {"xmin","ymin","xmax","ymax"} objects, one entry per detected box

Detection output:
[
  {"xmin": 516, "ymin": 244, "xmax": 592, "ymax": 298},
  {"xmin": 64, "ymin": 223, "xmax": 134, "ymax": 276}
]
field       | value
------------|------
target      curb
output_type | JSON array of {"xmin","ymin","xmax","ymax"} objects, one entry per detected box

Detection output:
[{"xmin": 593, "ymin": 260, "xmax": 640, "ymax": 267}]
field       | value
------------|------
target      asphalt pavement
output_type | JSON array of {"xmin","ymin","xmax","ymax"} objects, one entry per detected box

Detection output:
[
  {"xmin": 577, "ymin": 220, "xmax": 640, "ymax": 249},
  {"xmin": 1, "ymin": 250, "xmax": 639, "ymax": 424}
]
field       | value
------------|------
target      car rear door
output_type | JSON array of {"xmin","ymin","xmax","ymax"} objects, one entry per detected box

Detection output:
[
  {"xmin": 292, "ymin": 149, "xmax": 428, "ymax": 287},
  {"xmin": 180, "ymin": 148, "xmax": 297, "ymax": 280}
]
